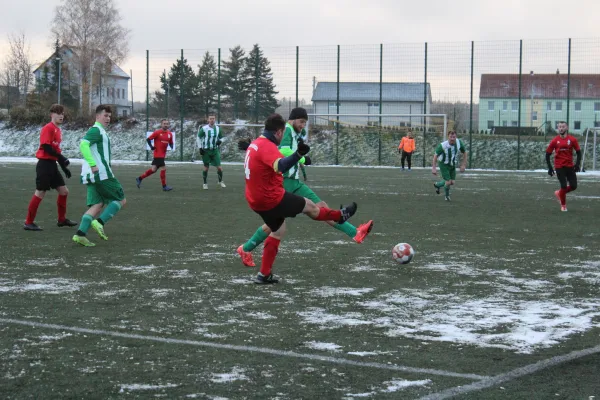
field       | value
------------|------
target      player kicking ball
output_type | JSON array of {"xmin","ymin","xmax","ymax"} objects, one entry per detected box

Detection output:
[
  {"xmin": 136, "ymin": 119, "xmax": 174, "ymax": 191},
  {"xmin": 243, "ymin": 114, "xmax": 358, "ymax": 284},
  {"xmin": 545, "ymin": 121, "xmax": 581, "ymax": 212}
]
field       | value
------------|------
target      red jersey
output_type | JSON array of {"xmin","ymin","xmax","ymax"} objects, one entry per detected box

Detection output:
[
  {"xmin": 148, "ymin": 129, "xmax": 173, "ymax": 158},
  {"xmin": 35, "ymin": 122, "xmax": 62, "ymax": 160},
  {"xmin": 244, "ymin": 136, "xmax": 285, "ymax": 211},
  {"xmin": 546, "ymin": 134, "xmax": 580, "ymax": 168}
]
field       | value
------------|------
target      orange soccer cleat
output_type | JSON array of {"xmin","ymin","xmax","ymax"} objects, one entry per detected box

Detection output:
[
  {"xmin": 353, "ymin": 220, "xmax": 374, "ymax": 244},
  {"xmin": 237, "ymin": 245, "xmax": 256, "ymax": 267}
]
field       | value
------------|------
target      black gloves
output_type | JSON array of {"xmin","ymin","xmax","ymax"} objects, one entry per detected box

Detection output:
[
  {"xmin": 199, "ymin": 149, "xmax": 205, "ymax": 156},
  {"xmin": 303, "ymin": 155, "xmax": 312, "ymax": 166},
  {"xmin": 548, "ymin": 168, "xmax": 555, "ymax": 177},
  {"xmin": 297, "ymin": 141, "xmax": 310, "ymax": 156},
  {"xmin": 574, "ymin": 164, "xmax": 581, "ymax": 172},
  {"xmin": 150, "ymin": 146, "xmax": 156, "ymax": 151},
  {"xmin": 58, "ymin": 155, "xmax": 70, "ymax": 168},
  {"xmin": 238, "ymin": 139, "xmax": 251, "ymax": 151},
  {"xmin": 216, "ymin": 139, "xmax": 222, "ymax": 146},
  {"xmin": 61, "ymin": 165, "xmax": 72, "ymax": 179}
]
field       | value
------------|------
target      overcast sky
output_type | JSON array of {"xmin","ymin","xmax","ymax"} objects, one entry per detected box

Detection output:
[{"xmin": 1, "ymin": 0, "xmax": 599, "ymax": 102}]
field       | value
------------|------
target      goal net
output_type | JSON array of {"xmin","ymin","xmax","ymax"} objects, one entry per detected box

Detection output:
[{"xmin": 581, "ymin": 128, "xmax": 599, "ymax": 172}]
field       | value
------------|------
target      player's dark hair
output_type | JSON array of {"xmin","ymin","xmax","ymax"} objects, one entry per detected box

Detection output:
[
  {"xmin": 448, "ymin": 130, "xmax": 457, "ymax": 136},
  {"xmin": 207, "ymin": 112, "xmax": 216, "ymax": 118},
  {"xmin": 558, "ymin": 121, "xmax": 567, "ymax": 126},
  {"xmin": 49, "ymin": 104, "xmax": 64, "ymax": 114},
  {"xmin": 95, "ymin": 104, "xmax": 112, "ymax": 115},
  {"xmin": 265, "ymin": 114, "xmax": 286, "ymax": 132},
  {"xmin": 161, "ymin": 118, "xmax": 168, "ymax": 123}
]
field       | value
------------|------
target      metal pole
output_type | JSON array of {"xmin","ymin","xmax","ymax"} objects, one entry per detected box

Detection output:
[
  {"xmin": 422, "ymin": 42, "xmax": 428, "ymax": 168},
  {"xmin": 566, "ymin": 38, "xmax": 572, "ymax": 125},
  {"xmin": 336, "ymin": 45, "xmax": 340, "ymax": 165},
  {"xmin": 130, "ymin": 69, "xmax": 134, "ymax": 117},
  {"xmin": 57, "ymin": 55, "xmax": 62, "ymax": 105},
  {"xmin": 517, "ymin": 40, "xmax": 523, "ymax": 170},
  {"xmin": 594, "ymin": 131, "xmax": 597, "ymax": 171},
  {"xmin": 146, "ymin": 50, "xmax": 149, "ymax": 162},
  {"xmin": 165, "ymin": 69, "xmax": 169, "ymax": 117},
  {"xmin": 254, "ymin": 49, "xmax": 259, "ymax": 123},
  {"xmin": 378, "ymin": 43, "xmax": 383, "ymax": 165},
  {"xmin": 180, "ymin": 49, "xmax": 184, "ymax": 161},
  {"xmin": 295, "ymin": 46, "xmax": 299, "ymax": 107},
  {"xmin": 99, "ymin": 65, "xmax": 102, "ymax": 105},
  {"xmin": 469, "ymin": 41, "xmax": 474, "ymax": 168},
  {"xmin": 217, "ymin": 48, "xmax": 221, "ymax": 123}
]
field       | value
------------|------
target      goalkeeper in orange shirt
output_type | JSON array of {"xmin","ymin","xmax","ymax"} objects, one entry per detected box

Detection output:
[{"xmin": 398, "ymin": 129, "xmax": 416, "ymax": 171}]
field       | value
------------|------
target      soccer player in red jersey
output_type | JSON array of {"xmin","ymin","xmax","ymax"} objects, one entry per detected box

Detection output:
[
  {"xmin": 136, "ymin": 119, "xmax": 174, "ymax": 191},
  {"xmin": 244, "ymin": 113, "xmax": 358, "ymax": 284},
  {"xmin": 546, "ymin": 121, "xmax": 581, "ymax": 212},
  {"xmin": 23, "ymin": 104, "xmax": 77, "ymax": 231}
]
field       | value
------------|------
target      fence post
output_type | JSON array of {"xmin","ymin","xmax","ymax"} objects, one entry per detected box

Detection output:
[
  {"xmin": 180, "ymin": 49, "xmax": 184, "ymax": 162},
  {"xmin": 130, "ymin": 69, "xmax": 134, "ymax": 118},
  {"xmin": 422, "ymin": 42, "xmax": 428, "ymax": 168},
  {"xmin": 217, "ymin": 48, "xmax": 221, "ymax": 123},
  {"xmin": 336, "ymin": 44, "xmax": 340, "ymax": 165},
  {"xmin": 567, "ymin": 38, "xmax": 572, "ymax": 125},
  {"xmin": 517, "ymin": 40, "xmax": 523, "ymax": 170},
  {"xmin": 469, "ymin": 41, "xmax": 474, "ymax": 168},
  {"xmin": 296, "ymin": 46, "xmax": 299, "ymax": 108},
  {"xmin": 254, "ymin": 50, "xmax": 259, "ymax": 123},
  {"xmin": 146, "ymin": 50, "xmax": 149, "ymax": 162}
]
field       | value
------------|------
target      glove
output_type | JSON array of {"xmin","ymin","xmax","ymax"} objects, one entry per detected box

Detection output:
[
  {"xmin": 238, "ymin": 139, "xmax": 251, "ymax": 151},
  {"xmin": 61, "ymin": 165, "xmax": 71, "ymax": 179},
  {"xmin": 58, "ymin": 155, "xmax": 70, "ymax": 167},
  {"xmin": 574, "ymin": 164, "xmax": 581, "ymax": 173},
  {"xmin": 297, "ymin": 141, "xmax": 310, "ymax": 156},
  {"xmin": 398, "ymin": 148, "xmax": 402, "ymax": 154},
  {"xmin": 548, "ymin": 168, "xmax": 555, "ymax": 177},
  {"xmin": 150, "ymin": 146, "xmax": 156, "ymax": 151},
  {"xmin": 216, "ymin": 139, "xmax": 222, "ymax": 146},
  {"xmin": 199, "ymin": 149, "xmax": 205, "ymax": 156},
  {"xmin": 303, "ymin": 155, "xmax": 312, "ymax": 166}
]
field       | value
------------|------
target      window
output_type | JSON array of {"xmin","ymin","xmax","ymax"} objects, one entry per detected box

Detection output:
[
  {"xmin": 532, "ymin": 111, "xmax": 538, "ymax": 121},
  {"xmin": 503, "ymin": 101, "xmax": 508, "ymax": 111},
  {"xmin": 594, "ymin": 121, "xmax": 600, "ymax": 128},
  {"xmin": 556, "ymin": 101, "xmax": 563, "ymax": 111},
  {"xmin": 117, "ymin": 89, "xmax": 120, "ymax": 99},
  {"xmin": 367, "ymin": 121, "xmax": 380, "ymax": 126},
  {"xmin": 488, "ymin": 101, "xmax": 495, "ymax": 111},
  {"xmin": 502, "ymin": 120, "xmax": 507, "ymax": 127},
  {"xmin": 367, "ymin": 102, "xmax": 380, "ymax": 107},
  {"xmin": 574, "ymin": 102, "xmax": 582, "ymax": 111},
  {"xmin": 106, "ymin": 88, "xmax": 109, "ymax": 97},
  {"xmin": 123, "ymin": 89, "xmax": 126, "ymax": 99},
  {"xmin": 511, "ymin": 101, "xmax": 518, "ymax": 111},
  {"xmin": 511, "ymin": 121, "xmax": 518, "ymax": 127},
  {"xmin": 547, "ymin": 101, "xmax": 552, "ymax": 111},
  {"xmin": 96, "ymin": 86, "xmax": 100, "ymax": 96},
  {"xmin": 595, "ymin": 102, "xmax": 600, "ymax": 111},
  {"xmin": 487, "ymin": 120, "xmax": 494, "ymax": 129},
  {"xmin": 574, "ymin": 121, "xmax": 581, "ymax": 130},
  {"xmin": 328, "ymin": 101, "xmax": 339, "ymax": 107},
  {"xmin": 122, "ymin": 109, "xmax": 128, "ymax": 117}
]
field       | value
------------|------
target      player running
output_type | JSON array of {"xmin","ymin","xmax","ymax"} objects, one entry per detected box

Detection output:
[
  {"xmin": 136, "ymin": 119, "xmax": 174, "ymax": 191},
  {"xmin": 198, "ymin": 113, "xmax": 225, "ymax": 190},
  {"xmin": 243, "ymin": 113, "xmax": 357, "ymax": 284},
  {"xmin": 546, "ymin": 121, "xmax": 581, "ymax": 212},
  {"xmin": 236, "ymin": 107, "xmax": 373, "ymax": 268},
  {"xmin": 72, "ymin": 105, "xmax": 127, "ymax": 247},
  {"xmin": 432, "ymin": 131, "xmax": 467, "ymax": 201},
  {"xmin": 24, "ymin": 104, "xmax": 77, "ymax": 231}
]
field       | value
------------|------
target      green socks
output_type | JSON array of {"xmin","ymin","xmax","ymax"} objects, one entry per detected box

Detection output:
[
  {"xmin": 77, "ymin": 214, "xmax": 94, "ymax": 235},
  {"xmin": 202, "ymin": 170, "xmax": 208, "ymax": 184},
  {"xmin": 98, "ymin": 201, "xmax": 122, "ymax": 225},
  {"xmin": 444, "ymin": 185, "xmax": 450, "ymax": 196},
  {"xmin": 217, "ymin": 169, "xmax": 223, "ymax": 182},
  {"xmin": 334, "ymin": 222, "xmax": 357, "ymax": 238},
  {"xmin": 243, "ymin": 226, "xmax": 269, "ymax": 252},
  {"xmin": 435, "ymin": 180, "xmax": 445, "ymax": 188}
]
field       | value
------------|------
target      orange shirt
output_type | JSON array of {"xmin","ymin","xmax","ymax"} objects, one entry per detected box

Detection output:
[{"xmin": 398, "ymin": 136, "xmax": 415, "ymax": 153}]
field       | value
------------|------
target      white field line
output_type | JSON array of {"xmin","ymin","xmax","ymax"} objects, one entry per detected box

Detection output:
[
  {"xmin": 0, "ymin": 318, "xmax": 487, "ymax": 381},
  {"xmin": 418, "ymin": 344, "xmax": 600, "ymax": 400}
]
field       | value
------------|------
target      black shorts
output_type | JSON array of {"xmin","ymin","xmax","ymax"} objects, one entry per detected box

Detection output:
[
  {"xmin": 35, "ymin": 159, "xmax": 65, "ymax": 191},
  {"xmin": 255, "ymin": 192, "xmax": 306, "ymax": 232},
  {"xmin": 556, "ymin": 166, "xmax": 577, "ymax": 189},
  {"xmin": 151, "ymin": 158, "xmax": 166, "ymax": 168}
]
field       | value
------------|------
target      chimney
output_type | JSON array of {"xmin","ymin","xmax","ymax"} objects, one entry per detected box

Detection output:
[{"xmin": 556, "ymin": 69, "xmax": 560, "ymax": 74}]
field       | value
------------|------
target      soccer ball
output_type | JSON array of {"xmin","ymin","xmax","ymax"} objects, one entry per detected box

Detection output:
[{"xmin": 392, "ymin": 243, "xmax": 415, "ymax": 264}]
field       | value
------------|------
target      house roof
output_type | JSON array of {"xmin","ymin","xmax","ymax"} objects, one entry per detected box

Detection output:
[
  {"xmin": 33, "ymin": 45, "xmax": 129, "ymax": 79},
  {"xmin": 480, "ymin": 73, "xmax": 600, "ymax": 99},
  {"xmin": 312, "ymin": 82, "xmax": 431, "ymax": 102}
]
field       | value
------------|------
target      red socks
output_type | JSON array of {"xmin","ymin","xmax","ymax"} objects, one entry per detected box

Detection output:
[
  {"xmin": 57, "ymin": 194, "xmax": 67, "ymax": 222},
  {"xmin": 160, "ymin": 170, "xmax": 166, "ymax": 186},
  {"xmin": 140, "ymin": 169, "xmax": 154, "ymax": 179},
  {"xmin": 315, "ymin": 207, "xmax": 341, "ymax": 222},
  {"xmin": 26, "ymin": 195, "xmax": 43, "ymax": 224},
  {"xmin": 260, "ymin": 236, "xmax": 280, "ymax": 276}
]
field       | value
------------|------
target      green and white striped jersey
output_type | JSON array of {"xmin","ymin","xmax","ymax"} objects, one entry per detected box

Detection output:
[
  {"xmin": 435, "ymin": 139, "xmax": 465, "ymax": 167},
  {"xmin": 198, "ymin": 124, "xmax": 221, "ymax": 150},
  {"xmin": 278, "ymin": 123, "xmax": 306, "ymax": 180},
  {"xmin": 80, "ymin": 122, "xmax": 114, "ymax": 184}
]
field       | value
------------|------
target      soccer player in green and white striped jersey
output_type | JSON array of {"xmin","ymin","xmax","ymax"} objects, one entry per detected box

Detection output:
[
  {"xmin": 72, "ymin": 105, "xmax": 127, "ymax": 247},
  {"xmin": 236, "ymin": 108, "xmax": 373, "ymax": 267},
  {"xmin": 198, "ymin": 113, "xmax": 225, "ymax": 189},
  {"xmin": 432, "ymin": 131, "xmax": 467, "ymax": 201}
]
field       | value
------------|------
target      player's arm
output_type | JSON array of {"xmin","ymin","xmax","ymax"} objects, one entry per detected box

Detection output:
[
  {"xmin": 216, "ymin": 130, "xmax": 222, "ymax": 146},
  {"xmin": 40, "ymin": 127, "xmax": 69, "ymax": 166},
  {"xmin": 146, "ymin": 132, "xmax": 157, "ymax": 150},
  {"xmin": 81, "ymin": 127, "xmax": 102, "ymax": 172},
  {"xmin": 459, "ymin": 142, "xmax": 467, "ymax": 172},
  {"xmin": 398, "ymin": 138, "xmax": 404, "ymax": 153},
  {"xmin": 573, "ymin": 138, "xmax": 582, "ymax": 171},
  {"xmin": 197, "ymin": 128, "xmax": 205, "ymax": 154},
  {"xmin": 274, "ymin": 142, "xmax": 310, "ymax": 173},
  {"xmin": 545, "ymin": 140, "xmax": 556, "ymax": 175},
  {"xmin": 432, "ymin": 144, "xmax": 442, "ymax": 175},
  {"xmin": 169, "ymin": 135, "xmax": 173, "ymax": 150},
  {"xmin": 279, "ymin": 146, "xmax": 306, "ymax": 165}
]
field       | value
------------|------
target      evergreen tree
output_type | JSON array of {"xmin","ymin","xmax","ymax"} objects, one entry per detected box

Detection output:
[
  {"xmin": 222, "ymin": 45, "xmax": 251, "ymax": 119},
  {"xmin": 153, "ymin": 57, "xmax": 198, "ymax": 115},
  {"xmin": 197, "ymin": 51, "xmax": 218, "ymax": 117},
  {"xmin": 246, "ymin": 44, "xmax": 279, "ymax": 122}
]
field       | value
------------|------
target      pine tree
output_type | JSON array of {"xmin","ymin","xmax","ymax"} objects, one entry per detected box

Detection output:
[
  {"xmin": 222, "ymin": 45, "xmax": 251, "ymax": 119},
  {"xmin": 246, "ymin": 44, "xmax": 279, "ymax": 122},
  {"xmin": 153, "ymin": 57, "xmax": 198, "ymax": 116},
  {"xmin": 197, "ymin": 51, "xmax": 218, "ymax": 117}
]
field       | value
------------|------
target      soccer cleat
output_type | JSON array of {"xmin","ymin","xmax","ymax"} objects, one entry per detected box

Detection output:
[
  {"xmin": 561, "ymin": 205, "xmax": 568, "ymax": 212},
  {"xmin": 554, "ymin": 190, "xmax": 561, "ymax": 205},
  {"xmin": 237, "ymin": 245, "xmax": 256, "ymax": 267},
  {"xmin": 353, "ymin": 220, "xmax": 374, "ymax": 244},
  {"xmin": 72, "ymin": 235, "xmax": 96, "ymax": 247},
  {"xmin": 434, "ymin": 183, "xmax": 440, "ymax": 195},
  {"xmin": 57, "ymin": 218, "xmax": 78, "ymax": 227},
  {"xmin": 401, "ymin": 167, "xmax": 405, "ymax": 171},
  {"xmin": 254, "ymin": 272, "xmax": 279, "ymax": 284},
  {"xmin": 338, "ymin": 202, "xmax": 358, "ymax": 224},
  {"xmin": 445, "ymin": 195, "xmax": 451, "ymax": 201},
  {"xmin": 203, "ymin": 184, "xmax": 208, "ymax": 190},
  {"xmin": 163, "ymin": 185, "xmax": 173, "ymax": 191},
  {"xmin": 91, "ymin": 220, "xmax": 108, "ymax": 240},
  {"xmin": 136, "ymin": 177, "xmax": 142, "ymax": 189},
  {"xmin": 219, "ymin": 181, "xmax": 226, "ymax": 188},
  {"xmin": 23, "ymin": 223, "xmax": 43, "ymax": 231},
  {"xmin": 408, "ymin": 168, "xmax": 412, "ymax": 171}
]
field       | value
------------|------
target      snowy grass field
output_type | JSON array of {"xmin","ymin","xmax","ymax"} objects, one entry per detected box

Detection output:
[{"xmin": 0, "ymin": 159, "xmax": 599, "ymax": 399}]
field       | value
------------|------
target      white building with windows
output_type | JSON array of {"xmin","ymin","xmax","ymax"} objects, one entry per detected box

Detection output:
[{"xmin": 311, "ymin": 82, "xmax": 432, "ymax": 127}]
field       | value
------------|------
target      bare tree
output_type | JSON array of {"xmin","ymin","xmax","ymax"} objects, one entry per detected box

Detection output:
[
  {"xmin": 0, "ymin": 32, "xmax": 35, "ymax": 105},
  {"xmin": 51, "ymin": 0, "xmax": 130, "ymax": 114}
]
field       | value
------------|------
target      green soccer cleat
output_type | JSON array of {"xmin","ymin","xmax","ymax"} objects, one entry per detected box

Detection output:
[
  {"xmin": 91, "ymin": 220, "xmax": 108, "ymax": 240},
  {"xmin": 72, "ymin": 235, "xmax": 96, "ymax": 247}
]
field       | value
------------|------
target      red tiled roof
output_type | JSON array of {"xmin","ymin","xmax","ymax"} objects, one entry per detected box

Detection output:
[{"xmin": 479, "ymin": 74, "xmax": 600, "ymax": 99}]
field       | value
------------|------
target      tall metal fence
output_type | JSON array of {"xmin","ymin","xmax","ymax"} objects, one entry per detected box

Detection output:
[{"xmin": 139, "ymin": 38, "xmax": 599, "ymax": 169}]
